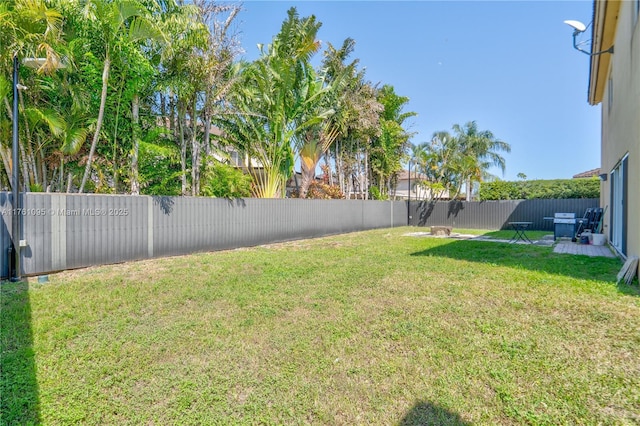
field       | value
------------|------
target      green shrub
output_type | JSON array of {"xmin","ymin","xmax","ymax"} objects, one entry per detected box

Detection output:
[
  {"xmin": 201, "ymin": 161, "xmax": 252, "ymax": 198},
  {"xmin": 369, "ymin": 186, "xmax": 386, "ymax": 200},
  {"xmin": 29, "ymin": 183, "xmax": 43, "ymax": 192},
  {"xmin": 479, "ymin": 178, "xmax": 600, "ymax": 200},
  {"xmin": 291, "ymin": 182, "xmax": 344, "ymax": 199}
]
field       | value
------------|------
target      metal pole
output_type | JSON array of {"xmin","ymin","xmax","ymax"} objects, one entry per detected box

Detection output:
[
  {"xmin": 11, "ymin": 55, "xmax": 21, "ymax": 282},
  {"xmin": 407, "ymin": 160, "xmax": 411, "ymax": 226}
]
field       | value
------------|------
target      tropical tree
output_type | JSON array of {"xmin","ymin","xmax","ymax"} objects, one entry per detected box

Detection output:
[
  {"xmin": 369, "ymin": 85, "xmax": 416, "ymax": 199},
  {"xmin": 0, "ymin": 0, "xmax": 65, "ymax": 191},
  {"xmin": 192, "ymin": 1, "xmax": 242, "ymax": 196},
  {"xmin": 322, "ymin": 38, "xmax": 382, "ymax": 198},
  {"xmin": 297, "ymin": 123, "xmax": 339, "ymax": 198},
  {"xmin": 413, "ymin": 131, "xmax": 466, "ymax": 201},
  {"xmin": 222, "ymin": 8, "xmax": 334, "ymax": 198},
  {"xmin": 452, "ymin": 120, "xmax": 510, "ymax": 201},
  {"xmin": 78, "ymin": 0, "xmax": 164, "ymax": 193}
]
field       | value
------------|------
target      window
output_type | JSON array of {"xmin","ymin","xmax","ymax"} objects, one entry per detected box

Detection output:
[{"xmin": 635, "ymin": 0, "xmax": 640, "ymax": 26}]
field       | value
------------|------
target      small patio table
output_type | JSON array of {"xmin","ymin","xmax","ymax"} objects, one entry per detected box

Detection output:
[{"xmin": 508, "ymin": 222, "xmax": 533, "ymax": 244}]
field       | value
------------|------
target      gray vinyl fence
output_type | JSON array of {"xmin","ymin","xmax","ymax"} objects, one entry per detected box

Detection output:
[
  {"xmin": 0, "ymin": 193, "xmax": 406, "ymax": 278},
  {"xmin": 0, "ymin": 193, "xmax": 600, "ymax": 278},
  {"xmin": 409, "ymin": 198, "xmax": 600, "ymax": 231}
]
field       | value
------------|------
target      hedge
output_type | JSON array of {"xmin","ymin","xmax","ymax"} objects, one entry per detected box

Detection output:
[{"xmin": 479, "ymin": 178, "xmax": 600, "ymax": 200}]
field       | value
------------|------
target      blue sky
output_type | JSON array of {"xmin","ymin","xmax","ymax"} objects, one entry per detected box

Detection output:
[{"xmin": 234, "ymin": 1, "xmax": 599, "ymax": 181}]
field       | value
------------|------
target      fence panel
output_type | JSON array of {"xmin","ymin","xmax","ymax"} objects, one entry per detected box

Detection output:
[
  {"xmin": 0, "ymin": 193, "xmax": 407, "ymax": 278},
  {"xmin": 410, "ymin": 198, "xmax": 600, "ymax": 230},
  {"xmin": 1, "ymin": 193, "xmax": 599, "ymax": 278}
]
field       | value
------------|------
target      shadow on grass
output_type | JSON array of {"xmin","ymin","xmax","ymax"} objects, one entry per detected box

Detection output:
[
  {"xmin": 1, "ymin": 280, "xmax": 40, "ymax": 424},
  {"xmin": 410, "ymin": 239, "xmax": 639, "ymax": 297},
  {"xmin": 398, "ymin": 400, "xmax": 471, "ymax": 425}
]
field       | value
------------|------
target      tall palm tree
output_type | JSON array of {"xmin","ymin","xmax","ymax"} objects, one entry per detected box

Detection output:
[
  {"xmin": 370, "ymin": 85, "xmax": 416, "ymax": 198},
  {"xmin": 321, "ymin": 38, "xmax": 382, "ymax": 197},
  {"xmin": 156, "ymin": 1, "xmax": 209, "ymax": 195},
  {"xmin": 78, "ymin": 0, "xmax": 163, "ymax": 193},
  {"xmin": 452, "ymin": 121, "xmax": 510, "ymax": 201},
  {"xmin": 297, "ymin": 123, "xmax": 339, "ymax": 198},
  {"xmin": 414, "ymin": 131, "xmax": 466, "ymax": 201},
  {"xmin": 222, "ymin": 8, "xmax": 334, "ymax": 198}
]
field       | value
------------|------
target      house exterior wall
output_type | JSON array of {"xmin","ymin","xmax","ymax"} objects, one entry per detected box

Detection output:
[
  {"xmin": 599, "ymin": 0, "xmax": 640, "ymax": 257},
  {"xmin": 394, "ymin": 178, "xmax": 432, "ymax": 200}
]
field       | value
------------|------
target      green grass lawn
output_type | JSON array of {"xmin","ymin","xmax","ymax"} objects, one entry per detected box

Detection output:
[{"xmin": 2, "ymin": 227, "xmax": 639, "ymax": 425}]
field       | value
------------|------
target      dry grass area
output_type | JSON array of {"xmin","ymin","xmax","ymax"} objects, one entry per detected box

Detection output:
[{"xmin": 2, "ymin": 227, "xmax": 639, "ymax": 425}]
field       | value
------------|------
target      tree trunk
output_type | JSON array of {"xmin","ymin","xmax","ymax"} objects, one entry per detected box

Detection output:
[
  {"xmin": 66, "ymin": 172, "xmax": 73, "ymax": 193},
  {"xmin": 363, "ymin": 147, "xmax": 369, "ymax": 200},
  {"xmin": 204, "ymin": 112, "xmax": 211, "ymax": 158},
  {"xmin": 111, "ymin": 80, "xmax": 125, "ymax": 193},
  {"xmin": 336, "ymin": 141, "xmax": 344, "ymax": 193},
  {"xmin": 59, "ymin": 157, "xmax": 64, "ymax": 192},
  {"xmin": 39, "ymin": 145, "xmax": 47, "ymax": 191},
  {"xmin": 0, "ymin": 146, "xmax": 11, "ymax": 186},
  {"xmin": 191, "ymin": 97, "xmax": 200, "ymax": 196},
  {"xmin": 80, "ymin": 56, "xmax": 111, "ymax": 193},
  {"xmin": 19, "ymin": 137, "xmax": 29, "ymax": 190},
  {"xmin": 130, "ymin": 94, "xmax": 140, "ymax": 195},
  {"xmin": 323, "ymin": 153, "xmax": 333, "ymax": 186},
  {"xmin": 19, "ymin": 92, "xmax": 38, "ymax": 188},
  {"xmin": 160, "ymin": 93, "xmax": 167, "ymax": 126},
  {"xmin": 178, "ymin": 101, "xmax": 187, "ymax": 195},
  {"xmin": 465, "ymin": 177, "xmax": 471, "ymax": 201},
  {"xmin": 299, "ymin": 158, "xmax": 314, "ymax": 199},
  {"xmin": 168, "ymin": 93, "xmax": 175, "ymax": 134}
]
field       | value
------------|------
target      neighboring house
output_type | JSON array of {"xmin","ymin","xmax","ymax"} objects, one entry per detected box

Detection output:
[
  {"xmin": 394, "ymin": 170, "xmax": 451, "ymax": 200},
  {"xmin": 572, "ymin": 168, "xmax": 601, "ymax": 178},
  {"xmin": 588, "ymin": 0, "xmax": 640, "ymax": 258},
  {"xmin": 285, "ymin": 172, "xmax": 324, "ymax": 197}
]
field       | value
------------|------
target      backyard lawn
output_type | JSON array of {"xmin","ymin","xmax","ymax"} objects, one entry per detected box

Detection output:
[{"xmin": 2, "ymin": 227, "xmax": 639, "ymax": 425}]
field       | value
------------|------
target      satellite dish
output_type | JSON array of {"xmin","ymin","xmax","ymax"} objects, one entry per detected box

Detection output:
[{"xmin": 564, "ymin": 20, "xmax": 587, "ymax": 32}]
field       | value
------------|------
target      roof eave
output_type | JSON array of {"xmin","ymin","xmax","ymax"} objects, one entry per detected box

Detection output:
[{"xmin": 588, "ymin": 0, "xmax": 620, "ymax": 105}]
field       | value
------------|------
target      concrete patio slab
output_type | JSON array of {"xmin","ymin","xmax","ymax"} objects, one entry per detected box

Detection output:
[
  {"xmin": 553, "ymin": 240, "xmax": 616, "ymax": 258},
  {"xmin": 403, "ymin": 232, "xmax": 617, "ymax": 258}
]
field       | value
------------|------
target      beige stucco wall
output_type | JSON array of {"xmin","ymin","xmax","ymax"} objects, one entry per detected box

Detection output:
[{"xmin": 599, "ymin": 1, "xmax": 640, "ymax": 257}]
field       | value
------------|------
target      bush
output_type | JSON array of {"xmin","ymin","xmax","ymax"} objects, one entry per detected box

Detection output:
[
  {"xmin": 479, "ymin": 178, "xmax": 600, "ymax": 200},
  {"xmin": 201, "ymin": 161, "xmax": 252, "ymax": 198},
  {"xmin": 291, "ymin": 182, "xmax": 344, "ymax": 199},
  {"xmin": 369, "ymin": 186, "xmax": 387, "ymax": 200}
]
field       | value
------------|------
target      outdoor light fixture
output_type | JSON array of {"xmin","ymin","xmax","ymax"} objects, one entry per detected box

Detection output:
[
  {"xmin": 599, "ymin": 173, "xmax": 608, "ymax": 181},
  {"xmin": 564, "ymin": 19, "xmax": 614, "ymax": 56},
  {"xmin": 10, "ymin": 55, "xmax": 64, "ymax": 281},
  {"xmin": 407, "ymin": 159, "xmax": 412, "ymax": 225},
  {"xmin": 11, "ymin": 55, "xmax": 21, "ymax": 281}
]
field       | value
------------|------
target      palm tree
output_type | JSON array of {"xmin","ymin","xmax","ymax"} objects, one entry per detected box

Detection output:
[
  {"xmin": 321, "ymin": 38, "xmax": 382, "ymax": 198},
  {"xmin": 414, "ymin": 131, "xmax": 466, "ymax": 201},
  {"xmin": 156, "ymin": 1, "xmax": 209, "ymax": 195},
  {"xmin": 452, "ymin": 121, "xmax": 510, "ymax": 201},
  {"xmin": 78, "ymin": 0, "xmax": 163, "ymax": 193},
  {"xmin": 191, "ymin": 1, "xmax": 241, "ymax": 196},
  {"xmin": 369, "ymin": 85, "xmax": 416, "ymax": 198},
  {"xmin": 297, "ymin": 123, "xmax": 339, "ymax": 198},
  {"xmin": 222, "ymin": 8, "xmax": 334, "ymax": 198}
]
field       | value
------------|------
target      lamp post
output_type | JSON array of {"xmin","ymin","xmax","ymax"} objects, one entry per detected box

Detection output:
[
  {"xmin": 10, "ymin": 56, "xmax": 62, "ymax": 281},
  {"xmin": 11, "ymin": 54, "xmax": 21, "ymax": 281},
  {"xmin": 407, "ymin": 159, "xmax": 412, "ymax": 226}
]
